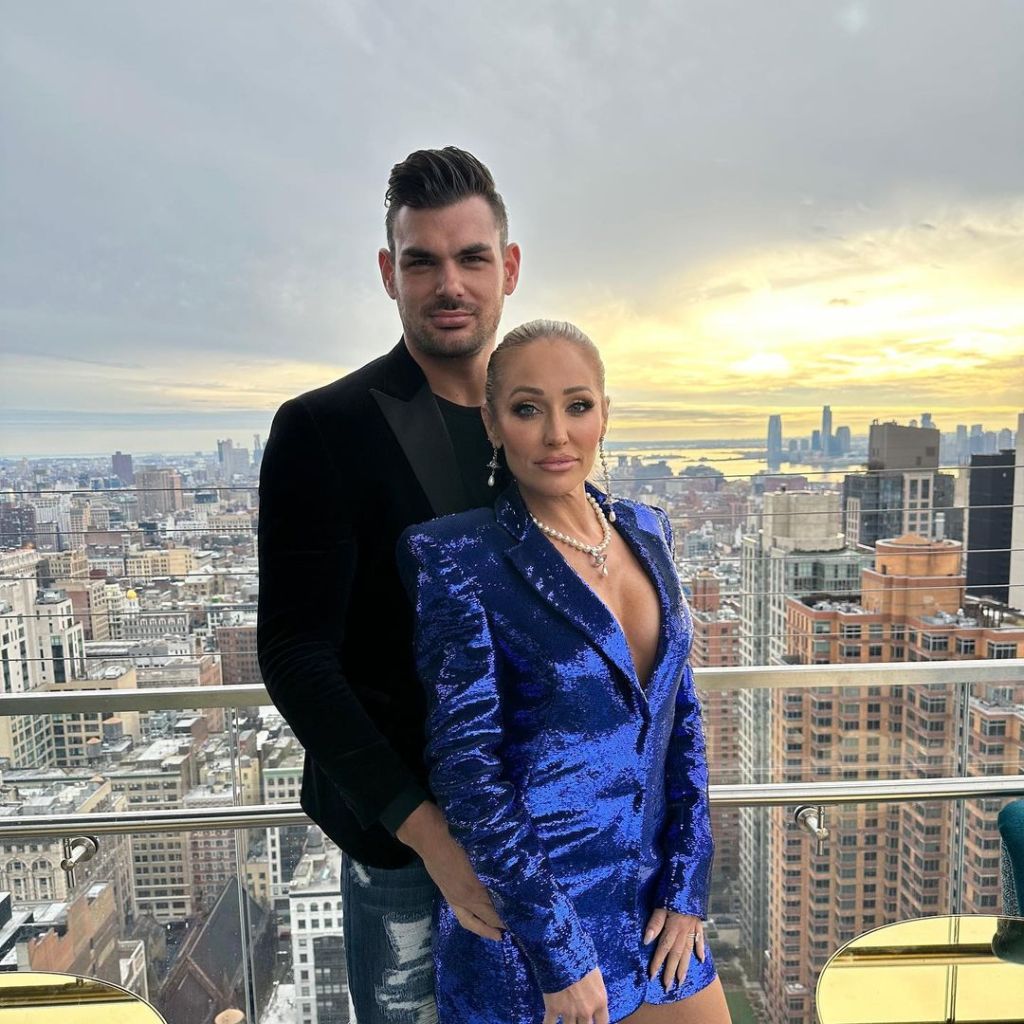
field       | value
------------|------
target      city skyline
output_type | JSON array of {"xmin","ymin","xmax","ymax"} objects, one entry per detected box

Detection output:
[
  {"xmin": 2, "ymin": 409, "xmax": 1019, "ymax": 461},
  {"xmin": 3, "ymin": 3, "xmax": 1023, "ymax": 454}
]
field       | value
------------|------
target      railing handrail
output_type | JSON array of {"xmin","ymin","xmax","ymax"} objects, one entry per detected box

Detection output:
[
  {"xmin": 1, "ymin": 775, "xmax": 1022, "ymax": 840},
  {"xmin": 2, "ymin": 659, "xmax": 1023, "ymax": 714}
]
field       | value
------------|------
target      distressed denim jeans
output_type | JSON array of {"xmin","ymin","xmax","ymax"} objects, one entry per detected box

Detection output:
[{"xmin": 341, "ymin": 852, "xmax": 439, "ymax": 1024}]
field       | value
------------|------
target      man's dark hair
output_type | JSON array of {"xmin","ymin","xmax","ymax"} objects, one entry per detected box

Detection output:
[{"xmin": 384, "ymin": 146, "xmax": 508, "ymax": 253}]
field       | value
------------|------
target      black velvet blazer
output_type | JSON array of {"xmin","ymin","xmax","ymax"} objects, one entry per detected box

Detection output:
[{"xmin": 257, "ymin": 338, "xmax": 497, "ymax": 867}]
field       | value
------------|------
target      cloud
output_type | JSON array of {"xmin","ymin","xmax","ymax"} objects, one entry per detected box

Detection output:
[
  {"xmin": 568, "ymin": 201, "xmax": 1024, "ymax": 436},
  {"xmin": 2, "ymin": 1, "xmax": 1023, "ymax": 452}
]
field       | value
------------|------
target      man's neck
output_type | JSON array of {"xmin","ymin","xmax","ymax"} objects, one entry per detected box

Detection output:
[{"xmin": 402, "ymin": 337, "xmax": 492, "ymax": 407}]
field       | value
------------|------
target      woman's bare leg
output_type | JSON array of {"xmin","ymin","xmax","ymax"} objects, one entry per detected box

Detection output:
[{"xmin": 619, "ymin": 976, "xmax": 731, "ymax": 1024}]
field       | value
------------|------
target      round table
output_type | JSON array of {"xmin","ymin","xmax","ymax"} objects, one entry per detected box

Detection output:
[
  {"xmin": 816, "ymin": 914, "xmax": 1024, "ymax": 1023},
  {"xmin": 0, "ymin": 971, "xmax": 166, "ymax": 1022}
]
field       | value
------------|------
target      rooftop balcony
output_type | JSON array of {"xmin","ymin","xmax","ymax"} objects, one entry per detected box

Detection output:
[
  {"xmin": 2, "ymin": 454, "xmax": 1023, "ymax": 1022},
  {"xmin": 0, "ymin": 658, "xmax": 1022, "ymax": 1023}
]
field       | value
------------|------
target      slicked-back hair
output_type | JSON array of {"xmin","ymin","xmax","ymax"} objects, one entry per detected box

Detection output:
[
  {"xmin": 384, "ymin": 147, "xmax": 508, "ymax": 253},
  {"xmin": 485, "ymin": 319, "xmax": 606, "ymax": 411}
]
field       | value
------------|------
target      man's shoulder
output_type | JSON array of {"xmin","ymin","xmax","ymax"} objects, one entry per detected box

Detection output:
[{"xmin": 289, "ymin": 348, "xmax": 396, "ymax": 421}]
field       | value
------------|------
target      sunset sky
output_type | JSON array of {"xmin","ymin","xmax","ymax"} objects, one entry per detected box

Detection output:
[{"xmin": 2, "ymin": 1, "xmax": 1022, "ymax": 455}]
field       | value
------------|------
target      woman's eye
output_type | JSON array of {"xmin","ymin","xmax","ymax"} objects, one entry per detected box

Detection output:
[
  {"xmin": 512, "ymin": 403, "xmax": 538, "ymax": 417},
  {"xmin": 569, "ymin": 400, "xmax": 594, "ymax": 414}
]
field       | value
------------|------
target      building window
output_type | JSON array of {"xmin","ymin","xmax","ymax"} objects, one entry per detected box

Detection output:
[
  {"xmin": 956, "ymin": 637, "xmax": 976, "ymax": 655},
  {"xmin": 987, "ymin": 642, "xmax": 1018, "ymax": 660}
]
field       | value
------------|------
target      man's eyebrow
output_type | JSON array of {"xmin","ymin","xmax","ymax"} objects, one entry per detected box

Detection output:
[{"xmin": 399, "ymin": 243, "xmax": 492, "ymax": 260}]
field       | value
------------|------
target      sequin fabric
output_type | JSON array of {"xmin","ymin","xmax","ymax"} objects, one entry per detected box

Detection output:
[{"xmin": 396, "ymin": 480, "xmax": 716, "ymax": 1023}]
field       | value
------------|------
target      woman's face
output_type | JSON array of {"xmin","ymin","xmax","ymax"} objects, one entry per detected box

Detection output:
[{"xmin": 483, "ymin": 336, "xmax": 609, "ymax": 499}]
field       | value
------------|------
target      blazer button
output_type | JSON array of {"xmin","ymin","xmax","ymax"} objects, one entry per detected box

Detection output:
[{"xmin": 633, "ymin": 791, "xmax": 643, "ymax": 812}]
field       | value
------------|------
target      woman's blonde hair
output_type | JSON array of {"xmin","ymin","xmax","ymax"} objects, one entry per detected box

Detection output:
[{"xmin": 485, "ymin": 319, "xmax": 605, "ymax": 410}]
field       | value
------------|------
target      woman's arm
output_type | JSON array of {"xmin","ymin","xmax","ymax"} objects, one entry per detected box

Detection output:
[
  {"xmin": 655, "ymin": 659, "xmax": 715, "ymax": 917},
  {"xmin": 652, "ymin": 506, "xmax": 715, "ymax": 917},
  {"xmin": 397, "ymin": 528, "xmax": 600, "ymax": 994}
]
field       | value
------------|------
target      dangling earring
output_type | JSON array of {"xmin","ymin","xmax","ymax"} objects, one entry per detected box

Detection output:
[
  {"xmin": 486, "ymin": 444, "xmax": 500, "ymax": 487},
  {"xmin": 599, "ymin": 437, "xmax": 616, "ymax": 522}
]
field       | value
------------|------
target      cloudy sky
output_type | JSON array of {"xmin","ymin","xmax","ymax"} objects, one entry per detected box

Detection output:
[{"xmin": 2, "ymin": 0, "xmax": 1022, "ymax": 456}]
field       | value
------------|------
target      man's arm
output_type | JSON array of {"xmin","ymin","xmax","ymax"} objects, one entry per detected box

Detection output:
[{"xmin": 257, "ymin": 396, "xmax": 428, "ymax": 832}]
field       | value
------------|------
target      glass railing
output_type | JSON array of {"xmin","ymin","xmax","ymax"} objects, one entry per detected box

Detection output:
[{"xmin": 0, "ymin": 660, "xmax": 1022, "ymax": 1023}]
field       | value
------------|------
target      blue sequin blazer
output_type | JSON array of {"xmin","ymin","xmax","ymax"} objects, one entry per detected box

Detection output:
[{"xmin": 397, "ymin": 480, "xmax": 714, "ymax": 1021}]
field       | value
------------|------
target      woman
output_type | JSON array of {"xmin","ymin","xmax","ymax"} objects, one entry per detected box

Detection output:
[{"xmin": 397, "ymin": 320, "xmax": 731, "ymax": 1024}]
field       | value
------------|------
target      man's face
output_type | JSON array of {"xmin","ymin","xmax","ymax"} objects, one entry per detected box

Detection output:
[{"xmin": 379, "ymin": 196, "xmax": 521, "ymax": 360}]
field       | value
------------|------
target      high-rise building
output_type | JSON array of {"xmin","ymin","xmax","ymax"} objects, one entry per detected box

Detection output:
[
  {"xmin": 260, "ymin": 734, "xmax": 308, "ymax": 909},
  {"xmin": 185, "ymin": 784, "xmax": 247, "ymax": 913},
  {"xmin": 811, "ymin": 429, "xmax": 821, "ymax": 452},
  {"xmin": 956, "ymin": 424, "xmax": 969, "ymax": 463},
  {"xmin": 217, "ymin": 438, "xmax": 252, "ymax": 481},
  {"xmin": 54, "ymin": 578, "xmax": 110, "ymax": 641},
  {"xmin": 844, "ymin": 421, "xmax": 961, "ymax": 546},
  {"xmin": 762, "ymin": 534, "xmax": 1024, "ymax": 1024},
  {"xmin": 1010, "ymin": 413, "xmax": 1024, "ymax": 611},
  {"xmin": 108, "ymin": 739, "xmax": 198, "ymax": 923},
  {"xmin": 0, "ymin": 504, "xmax": 37, "ymax": 548},
  {"xmin": 288, "ymin": 830, "xmax": 351, "ymax": 1024},
  {"xmin": 111, "ymin": 451, "xmax": 134, "ymax": 486},
  {"xmin": 688, "ymin": 571, "xmax": 741, "ymax": 906},
  {"xmin": 821, "ymin": 406, "xmax": 833, "ymax": 456},
  {"xmin": 766, "ymin": 415, "xmax": 783, "ymax": 472},
  {"xmin": 966, "ymin": 449, "xmax": 1016, "ymax": 604},
  {"xmin": 738, "ymin": 491, "xmax": 867, "ymax": 978},
  {"xmin": 970, "ymin": 424, "xmax": 984, "ymax": 455},
  {"xmin": 867, "ymin": 421, "xmax": 939, "ymax": 471},
  {"xmin": 134, "ymin": 469, "xmax": 184, "ymax": 518},
  {"xmin": 834, "ymin": 425, "xmax": 851, "ymax": 455},
  {"xmin": 216, "ymin": 615, "xmax": 261, "ymax": 685},
  {"xmin": 0, "ymin": 773, "xmax": 134, "ymax": 931}
]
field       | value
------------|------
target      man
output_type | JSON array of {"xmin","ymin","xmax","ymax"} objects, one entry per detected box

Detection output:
[{"xmin": 257, "ymin": 147, "xmax": 521, "ymax": 1022}]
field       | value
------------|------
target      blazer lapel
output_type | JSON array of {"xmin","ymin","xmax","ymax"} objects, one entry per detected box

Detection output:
[
  {"xmin": 499, "ymin": 481, "xmax": 681, "ymax": 721},
  {"xmin": 610, "ymin": 498, "xmax": 686, "ymax": 687},
  {"xmin": 369, "ymin": 340, "xmax": 469, "ymax": 518}
]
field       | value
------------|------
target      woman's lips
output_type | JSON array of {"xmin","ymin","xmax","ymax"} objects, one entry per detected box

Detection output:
[{"xmin": 536, "ymin": 458, "xmax": 578, "ymax": 471}]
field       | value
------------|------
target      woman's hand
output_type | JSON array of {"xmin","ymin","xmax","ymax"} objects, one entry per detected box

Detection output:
[
  {"xmin": 542, "ymin": 966, "xmax": 609, "ymax": 1024},
  {"xmin": 643, "ymin": 909, "xmax": 706, "ymax": 990}
]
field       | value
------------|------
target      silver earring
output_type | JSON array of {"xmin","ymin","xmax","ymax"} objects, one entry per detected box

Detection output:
[
  {"xmin": 599, "ymin": 437, "xmax": 616, "ymax": 522},
  {"xmin": 486, "ymin": 444, "xmax": 500, "ymax": 487}
]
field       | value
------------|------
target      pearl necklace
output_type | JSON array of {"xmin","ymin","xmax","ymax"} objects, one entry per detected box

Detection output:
[{"xmin": 530, "ymin": 492, "xmax": 613, "ymax": 576}]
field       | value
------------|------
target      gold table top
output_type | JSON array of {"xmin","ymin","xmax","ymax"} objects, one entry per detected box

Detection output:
[
  {"xmin": 816, "ymin": 915, "xmax": 1024, "ymax": 1023},
  {"xmin": 0, "ymin": 971, "xmax": 166, "ymax": 1022}
]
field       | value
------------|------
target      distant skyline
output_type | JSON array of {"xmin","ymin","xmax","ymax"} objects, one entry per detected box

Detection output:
[
  {"xmin": 3, "ymin": 2, "xmax": 1022, "ymax": 455},
  {"xmin": 2, "ymin": 411, "xmax": 1018, "ymax": 463}
]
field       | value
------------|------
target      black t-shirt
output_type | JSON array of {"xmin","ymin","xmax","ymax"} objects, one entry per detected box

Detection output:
[{"xmin": 435, "ymin": 394, "xmax": 504, "ymax": 508}]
